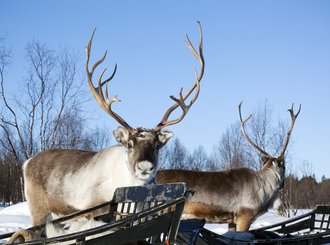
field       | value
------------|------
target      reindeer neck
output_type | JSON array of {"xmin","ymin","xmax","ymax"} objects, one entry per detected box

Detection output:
[{"xmin": 258, "ymin": 166, "xmax": 284, "ymax": 191}]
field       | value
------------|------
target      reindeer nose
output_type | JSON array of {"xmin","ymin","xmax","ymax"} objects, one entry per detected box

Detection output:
[{"xmin": 137, "ymin": 161, "xmax": 154, "ymax": 173}]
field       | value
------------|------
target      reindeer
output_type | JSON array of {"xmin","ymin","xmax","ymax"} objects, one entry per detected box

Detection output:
[
  {"xmin": 23, "ymin": 22, "xmax": 205, "ymax": 226},
  {"xmin": 156, "ymin": 102, "xmax": 301, "ymax": 231}
]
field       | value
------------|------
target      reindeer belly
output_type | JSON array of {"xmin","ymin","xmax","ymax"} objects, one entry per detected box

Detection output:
[
  {"xmin": 47, "ymin": 197, "xmax": 79, "ymax": 216},
  {"xmin": 183, "ymin": 202, "xmax": 234, "ymax": 223},
  {"xmin": 181, "ymin": 186, "xmax": 250, "ymax": 224}
]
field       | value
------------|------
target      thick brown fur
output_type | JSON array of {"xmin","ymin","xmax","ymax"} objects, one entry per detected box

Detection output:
[
  {"xmin": 156, "ymin": 157, "xmax": 284, "ymax": 231},
  {"xmin": 24, "ymin": 149, "xmax": 96, "ymax": 225},
  {"xmin": 157, "ymin": 103, "xmax": 300, "ymax": 231},
  {"xmin": 24, "ymin": 128, "xmax": 173, "ymax": 226}
]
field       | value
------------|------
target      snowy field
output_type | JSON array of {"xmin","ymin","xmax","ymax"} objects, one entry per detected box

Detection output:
[
  {"xmin": 0, "ymin": 203, "xmax": 31, "ymax": 236},
  {"xmin": 0, "ymin": 202, "xmax": 310, "ymax": 243}
]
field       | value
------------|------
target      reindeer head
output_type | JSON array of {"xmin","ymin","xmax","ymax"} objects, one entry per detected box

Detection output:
[
  {"xmin": 238, "ymin": 102, "xmax": 301, "ymax": 174},
  {"xmin": 85, "ymin": 23, "xmax": 204, "ymax": 181},
  {"xmin": 113, "ymin": 127, "xmax": 173, "ymax": 179}
]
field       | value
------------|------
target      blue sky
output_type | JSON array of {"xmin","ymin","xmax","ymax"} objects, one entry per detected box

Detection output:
[{"xmin": 2, "ymin": 1, "xmax": 330, "ymax": 179}]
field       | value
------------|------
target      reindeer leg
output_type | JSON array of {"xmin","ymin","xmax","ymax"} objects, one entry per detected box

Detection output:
[
  {"xmin": 235, "ymin": 208, "xmax": 255, "ymax": 232},
  {"xmin": 235, "ymin": 212, "xmax": 255, "ymax": 231},
  {"xmin": 228, "ymin": 222, "xmax": 237, "ymax": 231},
  {"xmin": 236, "ymin": 217, "xmax": 253, "ymax": 232},
  {"xmin": 7, "ymin": 230, "xmax": 40, "ymax": 244},
  {"xmin": 25, "ymin": 185, "xmax": 50, "ymax": 226}
]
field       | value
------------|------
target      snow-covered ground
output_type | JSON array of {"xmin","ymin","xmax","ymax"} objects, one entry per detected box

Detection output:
[
  {"xmin": 0, "ymin": 202, "xmax": 310, "ymax": 243},
  {"xmin": 204, "ymin": 208, "xmax": 291, "ymax": 235},
  {"xmin": 0, "ymin": 202, "xmax": 31, "ymax": 236}
]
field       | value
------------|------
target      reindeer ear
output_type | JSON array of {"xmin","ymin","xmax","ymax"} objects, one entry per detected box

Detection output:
[
  {"xmin": 113, "ymin": 126, "xmax": 130, "ymax": 144},
  {"xmin": 158, "ymin": 130, "xmax": 173, "ymax": 146}
]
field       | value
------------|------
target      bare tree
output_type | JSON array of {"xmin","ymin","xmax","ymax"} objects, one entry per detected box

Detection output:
[
  {"xmin": 204, "ymin": 157, "xmax": 219, "ymax": 171},
  {"xmin": 49, "ymin": 48, "xmax": 85, "ymax": 148},
  {"xmin": 160, "ymin": 138, "xmax": 189, "ymax": 169},
  {"xmin": 187, "ymin": 145, "xmax": 209, "ymax": 170},
  {"xmin": 0, "ymin": 39, "xmax": 101, "ymax": 203},
  {"xmin": 80, "ymin": 126, "xmax": 112, "ymax": 151},
  {"xmin": 212, "ymin": 101, "xmax": 290, "ymax": 171},
  {"xmin": 211, "ymin": 122, "xmax": 252, "ymax": 170},
  {"xmin": 0, "ymin": 38, "xmax": 22, "ymax": 162},
  {"xmin": 0, "ymin": 40, "xmax": 87, "ymax": 161},
  {"xmin": 240, "ymin": 100, "xmax": 278, "ymax": 169}
]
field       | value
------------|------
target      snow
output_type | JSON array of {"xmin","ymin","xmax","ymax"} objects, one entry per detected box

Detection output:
[
  {"xmin": 0, "ymin": 202, "xmax": 31, "ymax": 238},
  {"xmin": 204, "ymin": 209, "xmax": 288, "ymax": 235},
  {"xmin": 204, "ymin": 209, "xmax": 311, "ymax": 235},
  {"xmin": 0, "ymin": 202, "xmax": 311, "ymax": 243}
]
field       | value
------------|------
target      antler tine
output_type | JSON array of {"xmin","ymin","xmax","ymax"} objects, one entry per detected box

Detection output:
[
  {"xmin": 278, "ymin": 103, "xmax": 301, "ymax": 158},
  {"xmin": 185, "ymin": 21, "xmax": 204, "ymax": 71},
  {"xmin": 155, "ymin": 21, "xmax": 204, "ymax": 131},
  {"xmin": 238, "ymin": 102, "xmax": 273, "ymax": 158},
  {"xmin": 85, "ymin": 28, "xmax": 133, "ymax": 132}
]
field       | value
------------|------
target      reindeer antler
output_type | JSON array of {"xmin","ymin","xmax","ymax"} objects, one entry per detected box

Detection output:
[
  {"xmin": 86, "ymin": 24, "xmax": 204, "ymax": 132},
  {"xmin": 238, "ymin": 101, "xmax": 273, "ymax": 158},
  {"xmin": 278, "ymin": 103, "xmax": 301, "ymax": 159},
  {"xmin": 86, "ymin": 28, "xmax": 134, "ymax": 132},
  {"xmin": 239, "ymin": 102, "xmax": 301, "ymax": 160},
  {"xmin": 155, "ymin": 21, "xmax": 204, "ymax": 131}
]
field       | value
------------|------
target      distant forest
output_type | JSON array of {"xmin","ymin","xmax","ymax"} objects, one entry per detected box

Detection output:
[
  {"xmin": 1, "ymin": 136, "xmax": 330, "ymax": 216},
  {"xmin": 1, "ymin": 36, "xmax": 329, "ymax": 216}
]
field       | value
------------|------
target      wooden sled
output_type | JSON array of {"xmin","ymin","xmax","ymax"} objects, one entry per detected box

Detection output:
[{"xmin": 0, "ymin": 183, "xmax": 187, "ymax": 244}]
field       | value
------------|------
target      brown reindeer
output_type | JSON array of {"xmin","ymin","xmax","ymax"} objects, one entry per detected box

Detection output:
[
  {"xmin": 156, "ymin": 102, "xmax": 301, "ymax": 231},
  {"xmin": 23, "ymin": 22, "xmax": 205, "ymax": 226}
]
